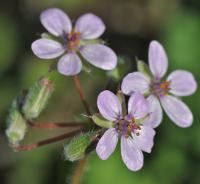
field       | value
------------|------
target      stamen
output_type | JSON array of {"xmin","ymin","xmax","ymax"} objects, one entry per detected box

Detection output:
[
  {"xmin": 160, "ymin": 81, "xmax": 171, "ymax": 91},
  {"xmin": 66, "ymin": 31, "xmax": 81, "ymax": 51},
  {"xmin": 151, "ymin": 80, "xmax": 171, "ymax": 97},
  {"xmin": 116, "ymin": 117, "xmax": 141, "ymax": 138}
]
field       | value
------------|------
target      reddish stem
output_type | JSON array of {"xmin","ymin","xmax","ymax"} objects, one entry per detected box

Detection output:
[
  {"xmin": 14, "ymin": 129, "xmax": 82, "ymax": 151},
  {"xmin": 73, "ymin": 75, "xmax": 91, "ymax": 116},
  {"xmin": 27, "ymin": 121, "xmax": 86, "ymax": 129}
]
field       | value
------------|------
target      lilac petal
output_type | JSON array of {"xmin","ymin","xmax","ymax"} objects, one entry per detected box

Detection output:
[
  {"xmin": 132, "ymin": 125, "xmax": 155, "ymax": 153},
  {"xmin": 167, "ymin": 70, "xmax": 197, "ymax": 96},
  {"xmin": 148, "ymin": 40, "xmax": 168, "ymax": 79},
  {"xmin": 97, "ymin": 90, "xmax": 122, "ymax": 121},
  {"xmin": 121, "ymin": 137, "xmax": 144, "ymax": 171},
  {"xmin": 57, "ymin": 53, "xmax": 82, "ymax": 76},
  {"xmin": 96, "ymin": 128, "xmax": 118, "ymax": 160},
  {"xmin": 75, "ymin": 13, "xmax": 105, "ymax": 39},
  {"xmin": 128, "ymin": 92, "xmax": 149, "ymax": 119},
  {"xmin": 121, "ymin": 72, "xmax": 150, "ymax": 95},
  {"xmin": 160, "ymin": 95, "xmax": 193, "ymax": 127},
  {"xmin": 31, "ymin": 38, "xmax": 65, "ymax": 59},
  {"xmin": 80, "ymin": 44, "xmax": 117, "ymax": 70},
  {"xmin": 145, "ymin": 95, "xmax": 163, "ymax": 128},
  {"xmin": 40, "ymin": 8, "xmax": 72, "ymax": 36}
]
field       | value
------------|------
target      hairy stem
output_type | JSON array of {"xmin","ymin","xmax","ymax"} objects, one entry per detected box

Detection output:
[
  {"xmin": 71, "ymin": 157, "xmax": 88, "ymax": 184},
  {"xmin": 73, "ymin": 75, "xmax": 91, "ymax": 116},
  {"xmin": 27, "ymin": 121, "xmax": 87, "ymax": 129},
  {"xmin": 14, "ymin": 129, "xmax": 83, "ymax": 151},
  {"xmin": 72, "ymin": 75, "xmax": 92, "ymax": 184}
]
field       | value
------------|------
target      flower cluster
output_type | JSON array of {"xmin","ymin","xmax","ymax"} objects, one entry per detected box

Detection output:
[
  {"xmin": 95, "ymin": 41, "xmax": 197, "ymax": 171},
  {"xmin": 6, "ymin": 8, "xmax": 197, "ymax": 174}
]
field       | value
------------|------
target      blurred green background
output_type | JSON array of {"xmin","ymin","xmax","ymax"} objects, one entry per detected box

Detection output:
[{"xmin": 0, "ymin": 0, "xmax": 200, "ymax": 184}]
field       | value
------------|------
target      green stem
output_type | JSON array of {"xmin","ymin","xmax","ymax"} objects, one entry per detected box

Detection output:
[{"xmin": 71, "ymin": 157, "xmax": 88, "ymax": 184}]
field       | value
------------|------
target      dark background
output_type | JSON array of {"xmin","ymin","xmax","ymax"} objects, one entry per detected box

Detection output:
[{"xmin": 0, "ymin": 0, "xmax": 200, "ymax": 183}]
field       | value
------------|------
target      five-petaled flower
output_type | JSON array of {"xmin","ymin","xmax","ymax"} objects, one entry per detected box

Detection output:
[
  {"xmin": 121, "ymin": 40, "xmax": 197, "ymax": 128},
  {"xmin": 96, "ymin": 90, "xmax": 155, "ymax": 171},
  {"xmin": 31, "ymin": 8, "xmax": 117, "ymax": 76}
]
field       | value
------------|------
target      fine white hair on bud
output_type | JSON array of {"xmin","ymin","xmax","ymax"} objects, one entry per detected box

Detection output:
[
  {"xmin": 6, "ymin": 100, "xmax": 27, "ymax": 145},
  {"xmin": 22, "ymin": 77, "xmax": 54, "ymax": 120},
  {"xmin": 64, "ymin": 131, "xmax": 98, "ymax": 161}
]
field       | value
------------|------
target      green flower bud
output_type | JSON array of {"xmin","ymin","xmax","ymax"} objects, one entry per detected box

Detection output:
[
  {"xmin": 137, "ymin": 60, "xmax": 152, "ymax": 78},
  {"xmin": 6, "ymin": 100, "xmax": 27, "ymax": 145},
  {"xmin": 92, "ymin": 113, "xmax": 114, "ymax": 129},
  {"xmin": 64, "ymin": 132, "xmax": 97, "ymax": 161},
  {"xmin": 22, "ymin": 77, "xmax": 54, "ymax": 120}
]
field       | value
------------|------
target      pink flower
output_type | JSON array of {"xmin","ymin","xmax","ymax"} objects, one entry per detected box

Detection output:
[
  {"xmin": 31, "ymin": 8, "xmax": 117, "ymax": 76},
  {"xmin": 96, "ymin": 90, "xmax": 155, "ymax": 171},
  {"xmin": 121, "ymin": 41, "xmax": 197, "ymax": 128}
]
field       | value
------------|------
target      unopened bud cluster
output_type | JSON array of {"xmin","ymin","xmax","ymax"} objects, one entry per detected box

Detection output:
[{"xmin": 6, "ymin": 77, "xmax": 54, "ymax": 145}]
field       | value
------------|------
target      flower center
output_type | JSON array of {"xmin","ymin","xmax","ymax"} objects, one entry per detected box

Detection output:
[
  {"xmin": 66, "ymin": 31, "xmax": 81, "ymax": 52},
  {"xmin": 151, "ymin": 80, "xmax": 171, "ymax": 97},
  {"xmin": 116, "ymin": 118, "xmax": 141, "ymax": 138}
]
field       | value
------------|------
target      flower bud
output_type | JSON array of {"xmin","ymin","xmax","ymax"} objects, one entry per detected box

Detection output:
[
  {"xmin": 64, "ymin": 132, "xmax": 97, "ymax": 161},
  {"xmin": 22, "ymin": 77, "xmax": 54, "ymax": 120},
  {"xmin": 92, "ymin": 113, "xmax": 113, "ymax": 128},
  {"xmin": 6, "ymin": 100, "xmax": 27, "ymax": 145}
]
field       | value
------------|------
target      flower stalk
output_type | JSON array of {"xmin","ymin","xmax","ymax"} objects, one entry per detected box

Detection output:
[
  {"xmin": 72, "ymin": 157, "xmax": 88, "ymax": 184},
  {"xmin": 73, "ymin": 75, "xmax": 91, "ymax": 116},
  {"xmin": 14, "ymin": 128, "xmax": 83, "ymax": 151},
  {"xmin": 27, "ymin": 121, "xmax": 87, "ymax": 129}
]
